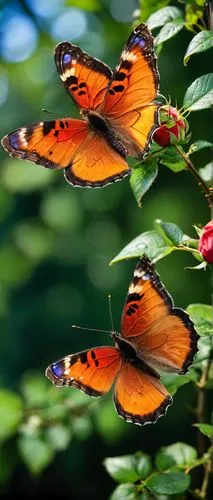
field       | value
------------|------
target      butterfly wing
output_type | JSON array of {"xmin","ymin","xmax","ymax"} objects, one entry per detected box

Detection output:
[
  {"xmin": 1, "ymin": 119, "xmax": 88, "ymax": 169},
  {"xmin": 55, "ymin": 42, "xmax": 112, "ymax": 110},
  {"xmin": 100, "ymin": 23, "xmax": 159, "ymax": 158},
  {"xmin": 121, "ymin": 257, "xmax": 198, "ymax": 374},
  {"xmin": 46, "ymin": 346, "xmax": 121, "ymax": 396},
  {"xmin": 114, "ymin": 362, "xmax": 172, "ymax": 425}
]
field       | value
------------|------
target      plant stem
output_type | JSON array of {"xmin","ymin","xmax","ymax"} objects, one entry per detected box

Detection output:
[{"xmin": 175, "ymin": 145, "xmax": 213, "ymax": 208}]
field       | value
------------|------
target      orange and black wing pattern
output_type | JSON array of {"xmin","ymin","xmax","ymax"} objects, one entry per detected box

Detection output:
[
  {"xmin": 114, "ymin": 362, "xmax": 172, "ymax": 425},
  {"xmin": 1, "ymin": 119, "xmax": 88, "ymax": 170},
  {"xmin": 121, "ymin": 256, "xmax": 198, "ymax": 374},
  {"xmin": 46, "ymin": 347, "xmax": 121, "ymax": 397},
  {"xmin": 55, "ymin": 42, "xmax": 112, "ymax": 110},
  {"xmin": 101, "ymin": 23, "xmax": 159, "ymax": 158},
  {"xmin": 1, "ymin": 118, "xmax": 130, "ymax": 187}
]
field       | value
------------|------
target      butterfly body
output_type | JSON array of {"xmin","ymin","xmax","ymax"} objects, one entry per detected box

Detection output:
[
  {"xmin": 2, "ymin": 24, "xmax": 160, "ymax": 187},
  {"xmin": 46, "ymin": 257, "xmax": 198, "ymax": 425}
]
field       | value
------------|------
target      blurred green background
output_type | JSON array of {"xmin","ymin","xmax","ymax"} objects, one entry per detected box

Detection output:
[{"xmin": 0, "ymin": 0, "xmax": 211, "ymax": 498}]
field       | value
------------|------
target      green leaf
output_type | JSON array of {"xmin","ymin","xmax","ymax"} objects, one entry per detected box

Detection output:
[
  {"xmin": 72, "ymin": 415, "xmax": 92, "ymax": 441},
  {"xmin": 103, "ymin": 455, "xmax": 141, "ymax": 483},
  {"xmin": 199, "ymin": 162, "xmax": 213, "ymax": 187},
  {"xmin": 110, "ymin": 483, "xmax": 137, "ymax": 500},
  {"xmin": 66, "ymin": 0, "xmax": 101, "ymax": 10},
  {"xmin": 186, "ymin": 261, "xmax": 207, "ymax": 271},
  {"xmin": 159, "ymin": 146, "xmax": 186, "ymax": 172},
  {"xmin": 156, "ymin": 443, "xmax": 197, "ymax": 468},
  {"xmin": 183, "ymin": 73, "xmax": 213, "ymax": 111},
  {"xmin": 162, "ymin": 369, "xmax": 198, "ymax": 396},
  {"xmin": 136, "ymin": 452, "xmax": 152, "ymax": 480},
  {"xmin": 110, "ymin": 230, "xmax": 173, "ymax": 265},
  {"xmin": 155, "ymin": 21, "xmax": 184, "ymax": 46},
  {"xmin": 184, "ymin": 31, "xmax": 213, "ymax": 65},
  {"xmin": 193, "ymin": 423, "xmax": 213, "ymax": 439},
  {"xmin": 148, "ymin": 471, "xmax": 190, "ymax": 494},
  {"xmin": 18, "ymin": 435, "xmax": 54, "ymax": 475},
  {"xmin": 196, "ymin": 336, "xmax": 212, "ymax": 365},
  {"xmin": 147, "ymin": 6, "xmax": 183, "ymax": 30},
  {"xmin": 45, "ymin": 424, "xmax": 72, "ymax": 451},
  {"xmin": 155, "ymin": 451, "xmax": 176, "ymax": 471},
  {"xmin": 186, "ymin": 304, "xmax": 213, "ymax": 336},
  {"xmin": 0, "ymin": 390, "xmax": 23, "ymax": 443},
  {"xmin": 130, "ymin": 161, "xmax": 158, "ymax": 207},
  {"xmin": 154, "ymin": 219, "xmax": 184, "ymax": 245},
  {"xmin": 188, "ymin": 140, "xmax": 213, "ymax": 155}
]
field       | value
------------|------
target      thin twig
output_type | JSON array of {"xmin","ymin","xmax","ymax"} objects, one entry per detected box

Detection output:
[{"xmin": 175, "ymin": 145, "xmax": 213, "ymax": 208}]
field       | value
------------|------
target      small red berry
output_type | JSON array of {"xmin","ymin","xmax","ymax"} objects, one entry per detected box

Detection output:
[{"xmin": 198, "ymin": 220, "xmax": 213, "ymax": 263}]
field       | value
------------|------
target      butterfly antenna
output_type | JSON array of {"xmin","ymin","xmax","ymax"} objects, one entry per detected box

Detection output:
[
  {"xmin": 108, "ymin": 294, "xmax": 115, "ymax": 333},
  {"xmin": 42, "ymin": 108, "xmax": 55, "ymax": 115},
  {"xmin": 72, "ymin": 324, "xmax": 112, "ymax": 334}
]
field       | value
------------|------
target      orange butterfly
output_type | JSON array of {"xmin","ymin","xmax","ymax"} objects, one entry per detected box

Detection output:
[
  {"xmin": 1, "ymin": 24, "xmax": 159, "ymax": 188},
  {"xmin": 46, "ymin": 257, "xmax": 198, "ymax": 425}
]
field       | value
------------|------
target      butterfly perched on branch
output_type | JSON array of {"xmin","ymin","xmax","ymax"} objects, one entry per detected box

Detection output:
[
  {"xmin": 46, "ymin": 257, "xmax": 198, "ymax": 425},
  {"xmin": 2, "ymin": 24, "xmax": 159, "ymax": 188}
]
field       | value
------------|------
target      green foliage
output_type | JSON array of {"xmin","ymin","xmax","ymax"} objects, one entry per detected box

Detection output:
[
  {"xmin": 147, "ymin": 6, "xmax": 183, "ymax": 30},
  {"xmin": 154, "ymin": 20, "xmax": 184, "ymax": 46},
  {"xmin": 130, "ymin": 160, "xmax": 158, "ymax": 207},
  {"xmin": 147, "ymin": 471, "xmax": 190, "ymax": 495},
  {"xmin": 183, "ymin": 73, "xmax": 213, "ymax": 111},
  {"xmin": 184, "ymin": 31, "xmax": 213, "ymax": 65},
  {"xmin": 104, "ymin": 453, "xmax": 152, "ymax": 483},
  {"xmin": 188, "ymin": 140, "xmax": 213, "ymax": 154},
  {"xmin": 186, "ymin": 303, "xmax": 213, "ymax": 336},
  {"xmin": 18, "ymin": 435, "xmax": 54, "ymax": 476},
  {"xmin": 110, "ymin": 219, "xmax": 200, "ymax": 265},
  {"xmin": 193, "ymin": 423, "xmax": 213, "ymax": 439}
]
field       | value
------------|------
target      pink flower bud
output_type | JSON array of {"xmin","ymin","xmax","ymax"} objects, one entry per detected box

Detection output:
[
  {"xmin": 153, "ymin": 105, "xmax": 187, "ymax": 147},
  {"xmin": 198, "ymin": 220, "xmax": 213, "ymax": 263}
]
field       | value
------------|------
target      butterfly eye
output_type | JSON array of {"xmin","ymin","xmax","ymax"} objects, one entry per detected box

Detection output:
[{"xmin": 63, "ymin": 53, "xmax": 72, "ymax": 64}]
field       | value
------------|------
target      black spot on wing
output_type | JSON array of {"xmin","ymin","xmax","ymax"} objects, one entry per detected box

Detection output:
[
  {"xmin": 126, "ymin": 292, "xmax": 143, "ymax": 304},
  {"xmin": 43, "ymin": 121, "xmax": 56, "ymax": 136},
  {"xmin": 79, "ymin": 352, "xmax": 88, "ymax": 364}
]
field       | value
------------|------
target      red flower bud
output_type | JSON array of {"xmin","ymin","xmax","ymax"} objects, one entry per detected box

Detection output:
[
  {"xmin": 198, "ymin": 220, "xmax": 213, "ymax": 263},
  {"xmin": 153, "ymin": 105, "xmax": 187, "ymax": 147}
]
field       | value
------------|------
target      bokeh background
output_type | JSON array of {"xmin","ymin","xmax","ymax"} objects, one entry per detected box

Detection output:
[{"xmin": 0, "ymin": 0, "xmax": 212, "ymax": 498}]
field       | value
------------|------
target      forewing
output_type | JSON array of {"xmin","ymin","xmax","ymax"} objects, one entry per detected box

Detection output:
[
  {"xmin": 55, "ymin": 42, "xmax": 112, "ymax": 110},
  {"xmin": 114, "ymin": 362, "xmax": 172, "ymax": 425},
  {"xmin": 46, "ymin": 346, "xmax": 121, "ymax": 397},
  {"xmin": 101, "ymin": 23, "xmax": 159, "ymax": 158},
  {"xmin": 121, "ymin": 257, "xmax": 198, "ymax": 374},
  {"xmin": 1, "ymin": 119, "xmax": 88, "ymax": 169}
]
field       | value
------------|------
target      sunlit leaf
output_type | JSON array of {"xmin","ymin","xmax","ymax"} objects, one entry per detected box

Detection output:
[
  {"xmin": 147, "ymin": 6, "xmax": 183, "ymax": 30},
  {"xmin": 186, "ymin": 304, "xmax": 213, "ymax": 336},
  {"xmin": 110, "ymin": 230, "xmax": 173, "ymax": 265},
  {"xmin": 155, "ymin": 443, "xmax": 197, "ymax": 469},
  {"xmin": 148, "ymin": 471, "xmax": 190, "ymax": 494},
  {"xmin": 184, "ymin": 31, "xmax": 213, "ymax": 65},
  {"xmin": 154, "ymin": 219, "xmax": 184, "ymax": 245},
  {"xmin": 0, "ymin": 390, "xmax": 23, "ymax": 443},
  {"xmin": 188, "ymin": 140, "xmax": 213, "ymax": 154},
  {"xmin": 18, "ymin": 435, "xmax": 54, "ymax": 475},
  {"xmin": 110, "ymin": 483, "xmax": 137, "ymax": 500},
  {"xmin": 199, "ymin": 162, "xmax": 213, "ymax": 187},
  {"xmin": 104, "ymin": 455, "xmax": 140, "ymax": 483},
  {"xmin": 183, "ymin": 73, "xmax": 213, "ymax": 111},
  {"xmin": 193, "ymin": 423, "xmax": 213, "ymax": 439},
  {"xmin": 154, "ymin": 21, "xmax": 184, "ymax": 46},
  {"xmin": 162, "ymin": 368, "xmax": 198, "ymax": 396},
  {"xmin": 130, "ymin": 161, "xmax": 158, "ymax": 207}
]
